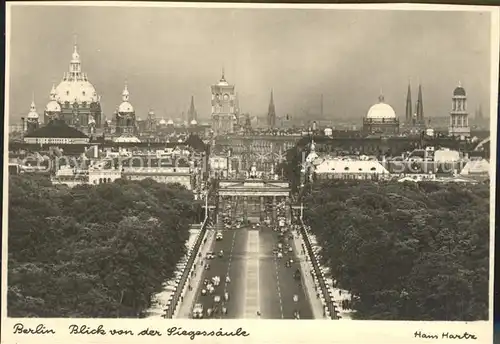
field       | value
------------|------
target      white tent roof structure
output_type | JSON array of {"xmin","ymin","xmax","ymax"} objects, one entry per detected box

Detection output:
[{"xmin": 460, "ymin": 159, "xmax": 490, "ymax": 176}]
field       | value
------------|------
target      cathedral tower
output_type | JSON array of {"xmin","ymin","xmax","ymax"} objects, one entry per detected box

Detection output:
[{"xmin": 188, "ymin": 95, "xmax": 198, "ymax": 123}]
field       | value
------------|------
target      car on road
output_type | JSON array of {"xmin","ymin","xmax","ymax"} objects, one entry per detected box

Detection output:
[
  {"xmin": 218, "ymin": 250, "xmax": 224, "ymax": 258},
  {"xmin": 205, "ymin": 263, "xmax": 211, "ymax": 270},
  {"xmin": 192, "ymin": 303, "xmax": 204, "ymax": 318},
  {"xmin": 216, "ymin": 231, "xmax": 223, "ymax": 240},
  {"xmin": 214, "ymin": 295, "xmax": 221, "ymax": 303},
  {"xmin": 201, "ymin": 288, "xmax": 207, "ymax": 296},
  {"xmin": 206, "ymin": 252, "xmax": 215, "ymax": 259}
]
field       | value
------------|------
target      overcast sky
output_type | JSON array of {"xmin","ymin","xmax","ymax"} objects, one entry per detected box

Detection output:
[{"xmin": 8, "ymin": 5, "xmax": 493, "ymax": 123}]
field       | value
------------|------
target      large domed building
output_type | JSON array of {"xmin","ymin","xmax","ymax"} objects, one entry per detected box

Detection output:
[
  {"xmin": 44, "ymin": 43, "xmax": 102, "ymax": 130},
  {"xmin": 363, "ymin": 94, "xmax": 400, "ymax": 135}
]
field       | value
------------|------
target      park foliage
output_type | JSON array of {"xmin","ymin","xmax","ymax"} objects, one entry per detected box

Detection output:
[{"xmin": 8, "ymin": 175, "xmax": 200, "ymax": 317}]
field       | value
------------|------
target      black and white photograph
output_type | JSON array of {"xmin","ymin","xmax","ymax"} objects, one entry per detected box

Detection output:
[{"xmin": 2, "ymin": 2, "xmax": 497, "ymax": 333}]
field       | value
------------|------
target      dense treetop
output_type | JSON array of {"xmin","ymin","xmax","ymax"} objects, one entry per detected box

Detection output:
[
  {"xmin": 8, "ymin": 175, "xmax": 201, "ymax": 317},
  {"xmin": 302, "ymin": 180, "xmax": 490, "ymax": 320}
]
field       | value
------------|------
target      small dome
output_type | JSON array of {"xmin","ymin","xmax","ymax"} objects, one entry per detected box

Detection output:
[
  {"xmin": 167, "ymin": 119, "xmax": 174, "ymax": 125},
  {"xmin": 453, "ymin": 85, "xmax": 466, "ymax": 97},
  {"xmin": 45, "ymin": 100, "xmax": 61, "ymax": 113},
  {"xmin": 148, "ymin": 109, "xmax": 155, "ymax": 115},
  {"xmin": 190, "ymin": 119, "xmax": 198, "ymax": 125},
  {"xmin": 159, "ymin": 118, "xmax": 167, "ymax": 125},
  {"xmin": 366, "ymin": 95, "xmax": 396, "ymax": 119},
  {"xmin": 118, "ymin": 101, "xmax": 134, "ymax": 113}
]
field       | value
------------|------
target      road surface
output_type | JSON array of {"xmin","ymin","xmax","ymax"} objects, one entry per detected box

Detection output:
[{"xmin": 187, "ymin": 226, "xmax": 313, "ymax": 319}]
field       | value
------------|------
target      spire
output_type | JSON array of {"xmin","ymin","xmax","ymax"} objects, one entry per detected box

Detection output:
[
  {"xmin": 268, "ymin": 89, "xmax": 276, "ymax": 128},
  {"xmin": 50, "ymin": 84, "xmax": 57, "ymax": 100},
  {"xmin": 30, "ymin": 92, "xmax": 36, "ymax": 112},
  {"xmin": 221, "ymin": 67, "xmax": 226, "ymax": 82},
  {"xmin": 378, "ymin": 89, "xmax": 385, "ymax": 103},
  {"xmin": 188, "ymin": 95, "xmax": 197, "ymax": 122},
  {"xmin": 417, "ymin": 84, "xmax": 424, "ymax": 121},
  {"xmin": 405, "ymin": 82, "xmax": 412, "ymax": 121},
  {"xmin": 122, "ymin": 81, "xmax": 130, "ymax": 102}
]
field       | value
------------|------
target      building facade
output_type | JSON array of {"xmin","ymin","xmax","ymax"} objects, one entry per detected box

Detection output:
[
  {"xmin": 211, "ymin": 70, "xmax": 236, "ymax": 135},
  {"xmin": 449, "ymin": 82, "xmax": 471, "ymax": 138}
]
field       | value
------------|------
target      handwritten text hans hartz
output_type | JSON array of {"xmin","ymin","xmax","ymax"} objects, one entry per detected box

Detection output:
[{"xmin": 13, "ymin": 323, "xmax": 250, "ymax": 340}]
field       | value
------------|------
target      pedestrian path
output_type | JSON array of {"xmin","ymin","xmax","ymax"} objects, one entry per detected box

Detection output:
[
  {"xmin": 243, "ymin": 231, "xmax": 260, "ymax": 318},
  {"xmin": 176, "ymin": 230, "xmax": 215, "ymax": 318},
  {"xmin": 291, "ymin": 231, "xmax": 325, "ymax": 319}
]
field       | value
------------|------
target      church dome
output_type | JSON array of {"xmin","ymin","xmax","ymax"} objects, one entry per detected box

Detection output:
[
  {"xmin": 366, "ymin": 95, "xmax": 396, "ymax": 119},
  {"xmin": 159, "ymin": 118, "xmax": 166, "ymax": 125},
  {"xmin": 167, "ymin": 119, "xmax": 174, "ymax": 125},
  {"xmin": 190, "ymin": 119, "xmax": 198, "ymax": 126},
  {"xmin": 55, "ymin": 80, "xmax": 98, "ymax": 104},
  {"xmin": 453, "ymin": 83, "xmax": 466, "ymax": 97},
  {"xmin": 45, "ymin": 100, "xmax": 61, "ymax": 113},
  {"xmin": 118, "ymin": 102, "xmax": 134, "ymax": 113},
  {"xmin": 55, "ymin": 44, "xmax": 99, "ymax": 105}
]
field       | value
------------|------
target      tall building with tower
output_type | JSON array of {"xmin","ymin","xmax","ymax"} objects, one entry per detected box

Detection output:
[
  {"xmin": 268, "ymin": 89, "xmax": 276, "ymax": 128},
  {"xmin": 211, "ymin": 70, "xmax": 236, "ymax": 135},
  {"xmin": 449, "ymin": 82, "xmax": 470, "ymax": 138},
  {"xmin": 115, "ymin": 82, "xmax": 136, "ymax": 135},
  {"xmin": 363, "ymin": 92, "xmax": 400, "ymax": 135}
]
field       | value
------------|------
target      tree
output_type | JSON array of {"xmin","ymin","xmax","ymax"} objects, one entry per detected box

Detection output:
[
  {"xmin": 8, "ymin": 175, "xmax": 196, "ymax": 317},
  {"xmin": 303, "ymin": 180, "xmax": 489, "ymax": 320}
]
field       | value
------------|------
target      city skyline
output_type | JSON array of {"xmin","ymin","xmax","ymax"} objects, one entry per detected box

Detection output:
[{"xmin": 7, "ymin": 5, "xmax": 492, "ymax": 123}]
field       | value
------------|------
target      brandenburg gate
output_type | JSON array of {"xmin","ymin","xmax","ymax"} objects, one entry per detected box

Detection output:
[{"xmin": 217, "ymin": 177, "xmax": 291, "ymax": 224}]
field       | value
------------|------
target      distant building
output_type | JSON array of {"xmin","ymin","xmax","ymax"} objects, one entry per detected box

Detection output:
[
  {"xmin": 44, "ymin": 42, "xmax": 103, "ymax": 130},
  {"xmin": 211, "ymin": 70, "xmax": 236, "ymax": 135},
  {"xmin": 24, "ymin": 119, "xmax": 89, "ymax": 145},
  {"xmin": 449, "ymin": 82, "xmax": 471, "ymax": 138},
  {"xmin": 115, "ymin": 83, "xmax": 136, "ymax": 135},
  {"xmin": 314, "ymin": 158, "xmax": 391, "ymax": 181},
  {"xmin": 362, "ymin": 93, "xmax": 400, "ymax": 135}
]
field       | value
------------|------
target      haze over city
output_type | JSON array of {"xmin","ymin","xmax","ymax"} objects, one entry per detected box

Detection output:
[{"xmin": 8, "ymin": 5, "xmax": 491, "ymax": 123}]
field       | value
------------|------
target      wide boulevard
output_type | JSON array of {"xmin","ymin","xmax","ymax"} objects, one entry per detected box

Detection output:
[{"xmin": 188, "ymin": 225, "xmax": 313, "ymax": 319}]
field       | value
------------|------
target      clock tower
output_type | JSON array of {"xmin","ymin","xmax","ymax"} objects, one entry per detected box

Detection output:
[{"xmin": 211, "ymin": 69, "xmax": 236, "ymax": 135}]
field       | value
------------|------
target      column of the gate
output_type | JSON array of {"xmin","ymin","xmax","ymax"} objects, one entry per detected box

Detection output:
[
  {"xmin": 243, "ymin": 196, "xmax": 248, "ymax": 223},
  {"xmin": 259, "ymin": 196, "xmax": 266, "ymax": 221}
]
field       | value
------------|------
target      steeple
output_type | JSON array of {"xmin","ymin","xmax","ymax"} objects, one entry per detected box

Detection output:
[
  {"xmin": 405, "ymin": 82, "xmax": 412, "ymax": 122},
  {"xmin": 122, "ymin": 81, "xmax": 130, "ymax": 102},
  {"xmin": 188, "ymin": 95, "xmax": 197, "ymax": 122},
  {"xmin": 378, "ymin": 89, "xmax": 385, "ymax": 103},
  {"xmin": 268, "ymin": 89, "xmax": 276, "ymax": 128},
  {"xmin": 30, "ymin": 92, "xmax": 36, "ymax": 112},
  {"xmin": 221, "ymin": 67, "xmax": 226, "ymax": 82},
  {"xmin": 50, "ymin": 84, "xmax": 57, "ymax": 100},
  {"xmin": 417, "ymin": 84, "xmax": 424, "ymax": 121}
]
